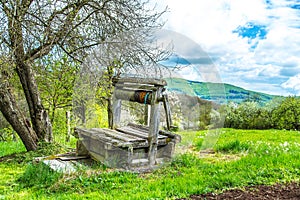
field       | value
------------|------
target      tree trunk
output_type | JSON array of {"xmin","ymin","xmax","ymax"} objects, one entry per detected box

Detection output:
[
  {"xmin": 107, "ymin": 65, "xmax": 114, "ymax": 129},
  {"xmin": 0, "ymin": 75, "xmax": 38, "ymax": 151},
  {"xmin": 108, "ymin": 97, "xmax": 114, "ymax": 129},
  {"xmin": 16, "ymin": 62, "xmax": 53, "ymax": 142},
  {"xmin": 2, "ymin": 8, "xmax": 53, "ymax": 149}
]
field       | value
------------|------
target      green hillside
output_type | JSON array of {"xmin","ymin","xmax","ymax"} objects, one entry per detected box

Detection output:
[{"xmin": 165, "ymin": 78, "xmax": 278, "ymax": 105}]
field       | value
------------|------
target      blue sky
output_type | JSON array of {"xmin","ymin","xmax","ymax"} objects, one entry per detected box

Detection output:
[{"xmin": 155, "ymin": 0, "xmax": 300, "ymax": 96}]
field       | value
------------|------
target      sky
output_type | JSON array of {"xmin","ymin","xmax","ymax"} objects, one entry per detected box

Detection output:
[{"xmin": 154, "ymin": 0, "xmax": 300, "ymax": 96}]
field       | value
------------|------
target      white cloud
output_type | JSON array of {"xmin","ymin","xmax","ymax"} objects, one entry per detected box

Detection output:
[
  {"xmin": 163, "ymin": 0, "xmax": 268, "ymax": 46},
  {"xmin": 258, "ymin": 64, "xmax": 281, "ymax": 77},
  {"xmin": 156, "ymin": 0, "xmax": 300, "ymax": 95},
  {"xmin": 281, "ymin": 74, "xmax": 300, "ymax": 95}
]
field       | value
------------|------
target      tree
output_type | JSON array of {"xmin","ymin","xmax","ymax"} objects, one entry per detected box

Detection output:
[
  {"xmin": 0, "ymin": 58, "xmax": 39, "ymax": 150},
  {"xmin": 223, "ymin": 101, "xmax": 272, "ymax": 129},
  {"xmin": 0, "ymin": 0, "xmax": 167, "ymax": 151},
  {"xmin": 76, "ymin": 25, "xmax": 170, "ymax": 129},
  {"xmin": 272, "ymin": 96, "xmax": 300, "ymax": 130},
  {"xmin": 35, "ymin": 54, "xmax": 79, "ymax": 123}
]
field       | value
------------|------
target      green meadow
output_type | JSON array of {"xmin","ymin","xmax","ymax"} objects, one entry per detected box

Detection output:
[{"xmin": 1, "ymin": 129, "xmax": 299, "ymax": 199}]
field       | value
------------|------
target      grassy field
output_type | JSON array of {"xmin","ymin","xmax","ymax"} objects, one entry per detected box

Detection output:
[{"xmin": 0, "ymin": 129, "xmax": 300, "ymax": 199}]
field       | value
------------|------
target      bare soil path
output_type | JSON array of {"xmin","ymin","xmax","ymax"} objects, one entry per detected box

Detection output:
[{"xmin": 179, "ymin": 182, "xmax": 300, "ymax": 200}]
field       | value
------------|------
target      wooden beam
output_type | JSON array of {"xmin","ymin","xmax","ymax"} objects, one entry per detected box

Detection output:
[
  {"xmin": 148, "ymin": 87, "xmax": 162, "ymax": 166},
  {"xmin": 113, "ymin": 77, "xmax": 167, "ymax": 86}
]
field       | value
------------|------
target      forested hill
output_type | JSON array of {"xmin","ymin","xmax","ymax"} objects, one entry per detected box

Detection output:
[{"xmin": 165, "ymin": 78, "xmax": 279, "ymax": 105}]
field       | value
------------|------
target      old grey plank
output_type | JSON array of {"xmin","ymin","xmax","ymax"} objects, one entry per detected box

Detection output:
[
  {"xmin": 112, "ymin": 77, "xmax": 167, "ymax": 86},
  {"xmin": 117, "ymin": 126, "xmax": 148, "ymax": 139},
  {"xmin": 92, "ymin": 128, "xmax": 146, "ymax": 142},
  {"xmin": 148, "ymin": 92, "xmax": 160, "ymax": 166},
  {"xmin": 126, "ymin": 124, "xmax": 168, "ymax": 139},
  {"xmin": 117, "ymin": 126, "xmax": 168, "ymax": 140}
]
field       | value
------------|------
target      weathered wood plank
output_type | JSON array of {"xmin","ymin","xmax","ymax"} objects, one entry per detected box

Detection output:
[
  {"xmin": 78, "ymin": 128, "xmax": 149, "ymax": 148},
  {"xmin": 126, "ymin": 123, "xmax": 168, "ymax": 139},
  {"xmin": 116, "ymin": 126, "xmax": 167, "ymax": 142},
  {"xmin": 144, "ymin": 105, "xmax": 150, "ymax": 126},
  {"xmin": 127, "ymin": 122, "xmax": 149, "ymax": 131},
  {"xmin": 77, "ymin": 128, "xmax": 120, "ymax": 145},
  {"xmin": 159, "ymin": 129, "xmax": 181, "ymax": 143},
  {"xmin": 112, "ymin": 77, "xmax": 167, "ymax": 86},
  {"xmin": 92, "ymin": 128, "xmax": 146, "ymax": 142},
  {"xmin": 162, "ymin": 94, "xmax": 172, "ymax": 130},
  {"xmin": 92, "ymin": 128, "xmax": 132, "ymax": 142},
  {"xmin": 58, "ymin": 156, "xmax": 89, "ymax": 161},
  {"xmin": 76, "ymin": 128, "xmax": 106, "ymax": 138},
  {"xmin": 148, "ymin": 88, "xmax": 161, "ymax": 166},
  {"xmin": 117, "ymin": 126, "xmax": 149, "ymax": 139},
  {"xmin": 114, "ymin": 83, "xmax": 158, "ymax": 91},
  {"xmin": 113, "ymin": 99, "xmax": 121, "ymax": 128}
]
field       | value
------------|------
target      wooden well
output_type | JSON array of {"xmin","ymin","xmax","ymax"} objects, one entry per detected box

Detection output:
[{"xmin": 75, "ymin": 77, "xmax": 180, "ymax": 170}]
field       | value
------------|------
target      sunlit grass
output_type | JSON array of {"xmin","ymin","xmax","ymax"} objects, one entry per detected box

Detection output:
[
  {"xmin": 52, "ymin": 133, "xmax": 77, "ymax": 149},
  {"xmin": 0, "ymin": 128, "xmax": 300, "ymax": 199},
  {"xmin": 0, "ymin": 141, "xmax": 26, "ymax": 157},
  {"xmin": 217, "ymin": 128, "xmax": 300, "ymax": 145},
  {"xmin": 0, "ymin": 163, "xmax": 25, "ymax": 198}
]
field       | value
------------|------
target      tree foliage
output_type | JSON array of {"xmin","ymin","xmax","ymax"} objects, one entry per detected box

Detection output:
[
  {"xmin": 223, "ymin": 97, "xmax": 300, "ymax": 130},
  {"xmin": 0, "ymin": 0, "xmax": 167, "ymax": 151},
  {"xmin": 272, "ymin": 96, "xmax": 300, "ymax": 130},
  {"xmin": 36, "ymin": 54, "xmax": 79, "ymax": 123}
]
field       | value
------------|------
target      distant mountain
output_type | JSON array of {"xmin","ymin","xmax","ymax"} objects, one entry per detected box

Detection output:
[{"xmin": 165, "ymin": 78, "xmax": 280, "ymax": 105}]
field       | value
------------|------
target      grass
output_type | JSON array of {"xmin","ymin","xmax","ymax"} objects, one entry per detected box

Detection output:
[
  {"xmin": 215, "ymin": 139, "xmax": 251, "ymax": 153},
  {"xmin": 0, "ymin": 129, "xmax": 300, "ymax": 199},
  {"xmin": 0, "ymin": 141, "xmax": 26, "ymax": 157},
  {"xmin": 18, "ymin": 162, "xmax": 63, "ymax": 188}
]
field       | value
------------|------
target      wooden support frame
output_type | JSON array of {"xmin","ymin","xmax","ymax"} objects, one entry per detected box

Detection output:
[
  {"xmin": 112, "ymin": 77, "xmax": 166, "ymax": 167},
  {"xmin": 75, "ymin": 77, "xmax": 181, "ymax": 170}
]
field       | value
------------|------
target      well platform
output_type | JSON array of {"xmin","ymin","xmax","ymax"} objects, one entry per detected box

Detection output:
[{"xmin": 75, "ymin": 123, "xmax": 180, "ymax": 170}]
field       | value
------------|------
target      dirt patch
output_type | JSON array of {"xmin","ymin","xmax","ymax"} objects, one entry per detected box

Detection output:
[
  {"xmin": 199, "ymin": 149, "xmax": 244, "ymax": 163},
  {"xmin": 179, "ymin": 182, "xmax": 300, "ymax": 200}
]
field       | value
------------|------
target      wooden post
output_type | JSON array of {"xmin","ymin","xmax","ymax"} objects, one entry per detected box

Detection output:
[
  {"xmin": 148, "ymin": 87, "xmax": 162, "ymax": 167},
  {"xmin": 144, "ymin": 105, "xmax": 151, "ymax": 126},
  {"xmin": 162, "ymin": 94, "xmax": 172, "ymax": 130},
  {"xmin": 113, "ymin": 99, "xmax": 122, "ymax": 128}
]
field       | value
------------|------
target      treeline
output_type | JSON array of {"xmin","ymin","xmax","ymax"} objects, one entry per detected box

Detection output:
[
  {"xmin": 223, "ymin": 96, "xmax": 300, "ymax": 130},
  {"xmin": 167, "ymin": 94, "xmax": 300, "ymax": 131}
]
